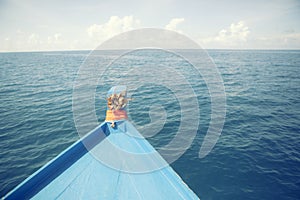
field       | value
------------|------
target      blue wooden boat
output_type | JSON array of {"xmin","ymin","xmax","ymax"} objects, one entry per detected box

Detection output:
[{"xmin": 3, "ymin": 87, "xmax": 199, "ymax": 200}]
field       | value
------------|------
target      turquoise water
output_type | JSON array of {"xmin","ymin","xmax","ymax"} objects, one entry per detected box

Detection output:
[{"xmin": 0, "ymin": 50, "xmax": 300, "ymax": 199}]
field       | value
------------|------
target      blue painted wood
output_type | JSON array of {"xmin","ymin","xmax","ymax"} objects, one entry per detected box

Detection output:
[{"xmin": 3, "ymin": 123, "xmax": 109, "ymax": 200}]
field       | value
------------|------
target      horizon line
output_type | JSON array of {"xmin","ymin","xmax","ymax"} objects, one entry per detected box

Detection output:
[{"xmin": 1, "ymin": 48, "xmax": 300, "ymax": 54}]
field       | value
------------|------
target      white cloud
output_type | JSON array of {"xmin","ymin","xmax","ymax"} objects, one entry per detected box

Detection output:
[
  {"xmin": 199, "ymin": 21, "xmax": 300, "ymax": 49},
  {"xmin": 2, "ymin": 37, "xmax": 12, "ymax": 51},
  {"xmin": 230, "ymin": 21, "xmax": 249, "ymax": 41},
  {"xmin": 0, "ymin": 15, "xmax": 142, "ymax": 52},
  {"xmin": 253, "ymin": 33, "xmax": 300, "ymax": 49},
  {"xmin": 201, "ymin": 21, "xmax": 250, "ymax": 48},
  {"xmin": 0, "ymin": 32, "xmax": 71, "ymax": 52},
  {"xmin": 2, "ymin": 17, "xmax": 299, "ymax": 52},
  {"xmin": 28, "ymin": 33, "xmax": 66, "ymax": 49},
  {"xmin": 165, "ymin": 18, "xmax": 185, "ymax": 33},
  {"xmin": 87, "ymin": 16, "xmax": 141, "ymax": 42},
  {"xmin": 28, "ymin": 33, "xmax": 40, "ymax": 45},
  {"xmin": 47, "ymin": 33, "xmax": 63, "ymax": 45},
  {"xmin": 54, "ymin": 33, "xmax": 62, "ymax": 41}
]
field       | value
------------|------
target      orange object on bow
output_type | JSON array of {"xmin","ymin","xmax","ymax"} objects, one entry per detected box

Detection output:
[{"xmin": 105, "ymin": 110, "xmax": 128, "ymax": 122}]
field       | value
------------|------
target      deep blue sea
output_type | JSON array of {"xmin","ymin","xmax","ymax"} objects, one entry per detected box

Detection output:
[{"xmin": 0, "ymin": 49, "xmax": 299, "ymax": 199}]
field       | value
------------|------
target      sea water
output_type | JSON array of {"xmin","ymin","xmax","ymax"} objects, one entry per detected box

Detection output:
[{"xmin": 0, "ymin": 50, "xmax": 299, "ymax": 199}]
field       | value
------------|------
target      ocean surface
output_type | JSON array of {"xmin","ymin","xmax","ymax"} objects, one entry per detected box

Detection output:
[{"xmin": 0, "ymin": 49, "xmax": 299, "ymax": 199}]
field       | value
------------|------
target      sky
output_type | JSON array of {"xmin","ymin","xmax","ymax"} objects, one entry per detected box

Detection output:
[{"xmin": 0, "ymin": 0, "xmax": 300, "ymax": 52}]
